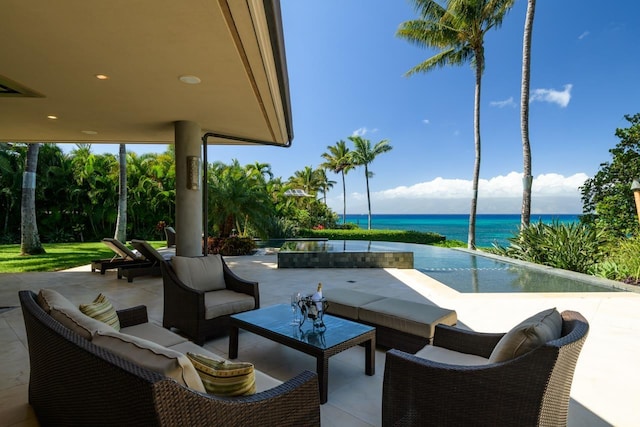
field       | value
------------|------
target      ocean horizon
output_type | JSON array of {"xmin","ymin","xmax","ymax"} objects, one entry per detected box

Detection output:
[{"xmin": 342, "ymin": 213, "xmax": 581, "ymax": 247}]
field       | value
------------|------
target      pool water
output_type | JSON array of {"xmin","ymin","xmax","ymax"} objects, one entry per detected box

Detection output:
[{"xmin": 275, "ymin": 240, "xmax": 618, "ymax": 293}]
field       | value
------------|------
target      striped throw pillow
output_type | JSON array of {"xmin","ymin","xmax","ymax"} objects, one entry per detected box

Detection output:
[
  {"xmin": 79, "ymin": 293, "xmax": 121, "ymax": 331},
  {"xmin": 186, "ymin": 352, "xmax": 255, "ymax": 397}
]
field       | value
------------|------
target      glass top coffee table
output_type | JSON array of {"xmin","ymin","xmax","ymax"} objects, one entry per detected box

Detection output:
[{"xmin": 229, "ymin": 304, "xmax": 375, "ymax": 404}]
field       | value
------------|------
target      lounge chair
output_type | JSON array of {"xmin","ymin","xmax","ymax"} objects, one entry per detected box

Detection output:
[
  {"xmin": 382, "ymin": 309, "xmax": 589, "ymax": 426},
  {"xmin": 115, "ymin": 239, "xmax": 169, "ymax": 282},
  {"xmin": 90, "ymin": 238, "xmax": 151, "ymax": 275}
]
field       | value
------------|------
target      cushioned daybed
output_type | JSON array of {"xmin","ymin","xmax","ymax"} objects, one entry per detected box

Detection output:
[{"xmin": 325, "ymin": 288, "xmax": 457, "ymax": 353}]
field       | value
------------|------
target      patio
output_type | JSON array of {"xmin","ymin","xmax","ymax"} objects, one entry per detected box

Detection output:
[{"xmin": 1, "ymin": 253, "xmax": 639, "ymax": 426}]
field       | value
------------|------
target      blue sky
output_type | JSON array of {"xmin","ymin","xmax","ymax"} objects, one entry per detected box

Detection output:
[{"xmin": 65, "ymin": 0, "xmax": 640, "ymax": 214}]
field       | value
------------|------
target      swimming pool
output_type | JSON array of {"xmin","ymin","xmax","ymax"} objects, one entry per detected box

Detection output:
[{"xmin": 274, "ymin": 240, "xmax": 619, "ymax": 293}]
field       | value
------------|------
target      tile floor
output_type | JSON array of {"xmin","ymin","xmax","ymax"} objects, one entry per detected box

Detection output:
[{"xmin": 1, "ymin": 253, "xmax": 639, "ymax": 426}]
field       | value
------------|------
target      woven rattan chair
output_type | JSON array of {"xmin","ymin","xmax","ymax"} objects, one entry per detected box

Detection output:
[
  {"xmin": 164, "ymin": 226, "xmax": 176, "ymax": 247},
  {"xmin": 382, "ymin": 310, "xmax": 589, "ymax": 427},
  {"xmin": 161, "ymin": 256, "xmax": 259, "ymax": 345}
]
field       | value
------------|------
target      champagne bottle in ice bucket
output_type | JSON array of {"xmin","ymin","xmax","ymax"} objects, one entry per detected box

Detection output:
[{"xmin": 299, "ymin": 283, "xmax": 327, "ymax": 329}]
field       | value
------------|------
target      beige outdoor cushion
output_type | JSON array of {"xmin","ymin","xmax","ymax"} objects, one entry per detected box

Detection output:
[
  {"xmin": 92, "ymin": 329, "xmax": 206, "ymax": 393},
  {"xmin": 120, "ymin": 322, "xmax": 188, "ymax": 348},
  {"xmin": 169, "ymin": 341, "xmax": 282, "ymax": 393},
  {"xmin": 37, "ymin": 288, "xmax": 77, "ymax": 314},
  {"xmin": 324, "ymin": 288, "xmax": 386, "ymax": 320},
  {"xmin": 415, "ymin": 345, "xmax": 490, "ymax": 366},
  {"xmin": 359, "ymin": 298, "xmax": 457, "ymax": 339},
  {"xmin": 38, "ymin": 289, "xmax": 116, "ymax": 339},
  {"xmin": 489, "ymin": 307, "xmax": 563, "ymax": 363},
  {"xmin": 172, "ymin": 255, "xmax": 226, "ymax": 292},
  {"xmin": 203, "ymin": 290, "xmax": 255, "ymax": 320}
]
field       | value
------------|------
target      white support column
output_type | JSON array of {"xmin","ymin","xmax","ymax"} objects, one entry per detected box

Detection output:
[{"xmin": 174, "ymin": 120, "xmax": 203, "ymax": 257}]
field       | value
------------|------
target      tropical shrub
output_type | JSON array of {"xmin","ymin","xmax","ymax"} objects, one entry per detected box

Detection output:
[
  {"xmin": 590, "ymin": 236, "xmax": 640, "ymax": 284},
  {"xmin": 492, "ymin": 220, "xmax": 609, "ymax": 274},
  {"xmin": 206, "ymin": 236, "xmax": 256, "ymax": 256}
]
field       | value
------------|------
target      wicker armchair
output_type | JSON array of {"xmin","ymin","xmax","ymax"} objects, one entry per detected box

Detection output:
[
  {"xmin": 382, "ymin": 310, "xmax": 589, "ymax": 427},
  {"xmin": 161, "ymin": 257, "xmax": 260, "ymax": 345}
]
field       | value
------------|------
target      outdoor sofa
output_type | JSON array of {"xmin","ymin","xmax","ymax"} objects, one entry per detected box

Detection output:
[{"xmin": 19, "ymin": 289, "xmax": 320, "ymax": 427}]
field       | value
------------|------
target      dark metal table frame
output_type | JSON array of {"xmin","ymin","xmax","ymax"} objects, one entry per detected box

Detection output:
[{"xmin": 229, "ymin": 304, "xmax": 375, "ymax": 404}]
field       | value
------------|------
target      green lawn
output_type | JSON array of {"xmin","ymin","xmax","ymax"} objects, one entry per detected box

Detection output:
[{"xmin": 0, "ymin": 241, "xmax": 166, "ymax": 273}]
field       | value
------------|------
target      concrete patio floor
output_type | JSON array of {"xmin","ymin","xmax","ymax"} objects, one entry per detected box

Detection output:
[{"xmin": 1, "ymin": 252, "xmax": 639, "ymax": 426}]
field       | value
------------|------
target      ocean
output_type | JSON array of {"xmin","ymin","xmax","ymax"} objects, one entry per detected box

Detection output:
[{"xmin": 342, "ymin": 214, "xmax": 581, "ymax": 248}]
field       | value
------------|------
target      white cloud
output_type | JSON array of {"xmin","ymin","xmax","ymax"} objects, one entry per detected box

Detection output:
[
  {"xmin": 530, "ymin": 84, "xmax": 572, "ymax": 108},
  {"xmin": 422, "ymin": 119, "xmax": 430, "ymax": 124},
  {"xmin": 328, "ymin": 172, "xmax": 589, "ymax": 214},
  {"xmin": 490, "ymin": 97, "xmax": 516, "ymax": 108},
  {"xmin": 578, "ymin": 31, "xmax": 590, "ymax": 40},
  {"xmin": 351, "ymin": 127, "xmax": 378, "ymax": 137}
]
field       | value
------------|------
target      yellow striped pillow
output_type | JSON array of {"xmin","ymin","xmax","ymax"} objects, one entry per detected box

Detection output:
[
  {"xmin": 186, "ymin": 352, "xmax": 255, "ymax": 397},
  {"xmin": 79, "ymin": 293, "xmax": 121, "ymax": 331}
]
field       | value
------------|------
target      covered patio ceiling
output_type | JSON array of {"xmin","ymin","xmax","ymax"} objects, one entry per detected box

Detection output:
[{"xmin": 0, "ymin": 0, "xmax": 293, "ymax": 147}]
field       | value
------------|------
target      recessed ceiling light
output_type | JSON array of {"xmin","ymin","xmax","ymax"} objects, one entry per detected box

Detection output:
[
  {"xmin": 81, "ymin": 130, "xmax": 98, "ymax": 135},
  {"xmin": 47, "ymin": 115, "xmax": 58, "ymax": 120},
  {"xmin": 179, "ymin": 75, "xmax": 201, "ymax": 84},
  {"xmin": 95, "ymin": 74, "xmax": 109, "ymax": 80}
]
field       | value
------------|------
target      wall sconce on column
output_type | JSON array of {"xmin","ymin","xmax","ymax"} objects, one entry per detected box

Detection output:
[{"xmin": 187, "ymin": 156, "xmax": 201, "ymax": 190}]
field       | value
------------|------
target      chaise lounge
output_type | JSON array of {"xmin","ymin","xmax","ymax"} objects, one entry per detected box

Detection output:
[{"xmin": 90, "ymin": 238, "xmax": 152, "ymax": 275}]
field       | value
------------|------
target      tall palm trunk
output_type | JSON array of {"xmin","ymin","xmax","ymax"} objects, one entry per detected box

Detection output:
[
  {"xmin": 364, "ymin": 165, "xmax": 372, "ymax": 230},
  {"xmin": 468, "ymin": 59, "xmax": 483, "ymax": 250},
  {"xmin": 341, "ymin": 170, "xmax": 347, "ymax": 224},
  {"xmin": 114, "ymin": 144, "xmax": 127, "ymax": 242},
  {"xmin": 520, "ymin": 0, "xmax": 536, "ymax": 228},
  {"xmin": 20, "ymin": 143, "xmax": 45, "ymax": 255}
]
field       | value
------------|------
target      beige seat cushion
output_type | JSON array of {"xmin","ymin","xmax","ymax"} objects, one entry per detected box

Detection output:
[
  {"xmin": 359, "ymin": 298, "xmax": 457, "ymax": 339},
  {"xmin": 415, "ymin": 345, "xmax": 490, "ymax": 366},
  {"xmin": 489, "ymin": 307, "xmax": 563, "ymax": 363},
  {"xmin": 93, "ymin": 329, "xmax": 205, "ymax": 393},
  {"xmin": 172, "ymin": 255, "xmax": 226, "ymax": 292},
  {"xmin": 324, "ymin": 288, "xmax": 386, "ymax": 320},
  {"xmin": 120, "ymin": 322, "xmax": 188, "ymax": 348},
  {"xmin": 203, "ymin": 289, "xmax": 255, "ymax": 320},
  {"xmin": 38, "ymin": 289, "xmax": 116, "ymax": 339},
  {"xmin": 169, "ymin": 341, "xmax": 282, "ymax": 393}
]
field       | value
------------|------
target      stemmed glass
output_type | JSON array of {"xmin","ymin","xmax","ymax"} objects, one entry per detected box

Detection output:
[{"xmin": 290, "ymin": 292, "xmax": 301, "ymax": 325}]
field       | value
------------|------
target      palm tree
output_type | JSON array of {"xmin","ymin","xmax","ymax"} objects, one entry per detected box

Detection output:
[
  {"xmin": 289, "ymin": 166, "xmax": 323, "ymax": 196},
  {"xmin": 520, "ymin": 0, "xmax": 536, "ymax": 228},
  {"xmin": 321, "ymin": 140, "xmax": 354, "ymax": 224},
  {"xmin": 20, "ymin": 143, "xmax": 45, "ymax": 255},
  {"xmin": 114, "ymin": 144, "xmax": 127, "ymax": 242},
  {"xmin": 348, "ymin": 136, "xmax": 392, "ymax": 230},
  {"xmin": 315, "ymin": 168, "xmax": 336, "ymax": 205},
  {"xmin": 397, "ymin": 0, "xmax": 515, "ymax": 249}
]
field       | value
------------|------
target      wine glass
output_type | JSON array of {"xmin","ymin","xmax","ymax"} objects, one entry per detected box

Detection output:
[{"xmin": 290, "ymin": 292, "xmax": 301, "ymax": 325}]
